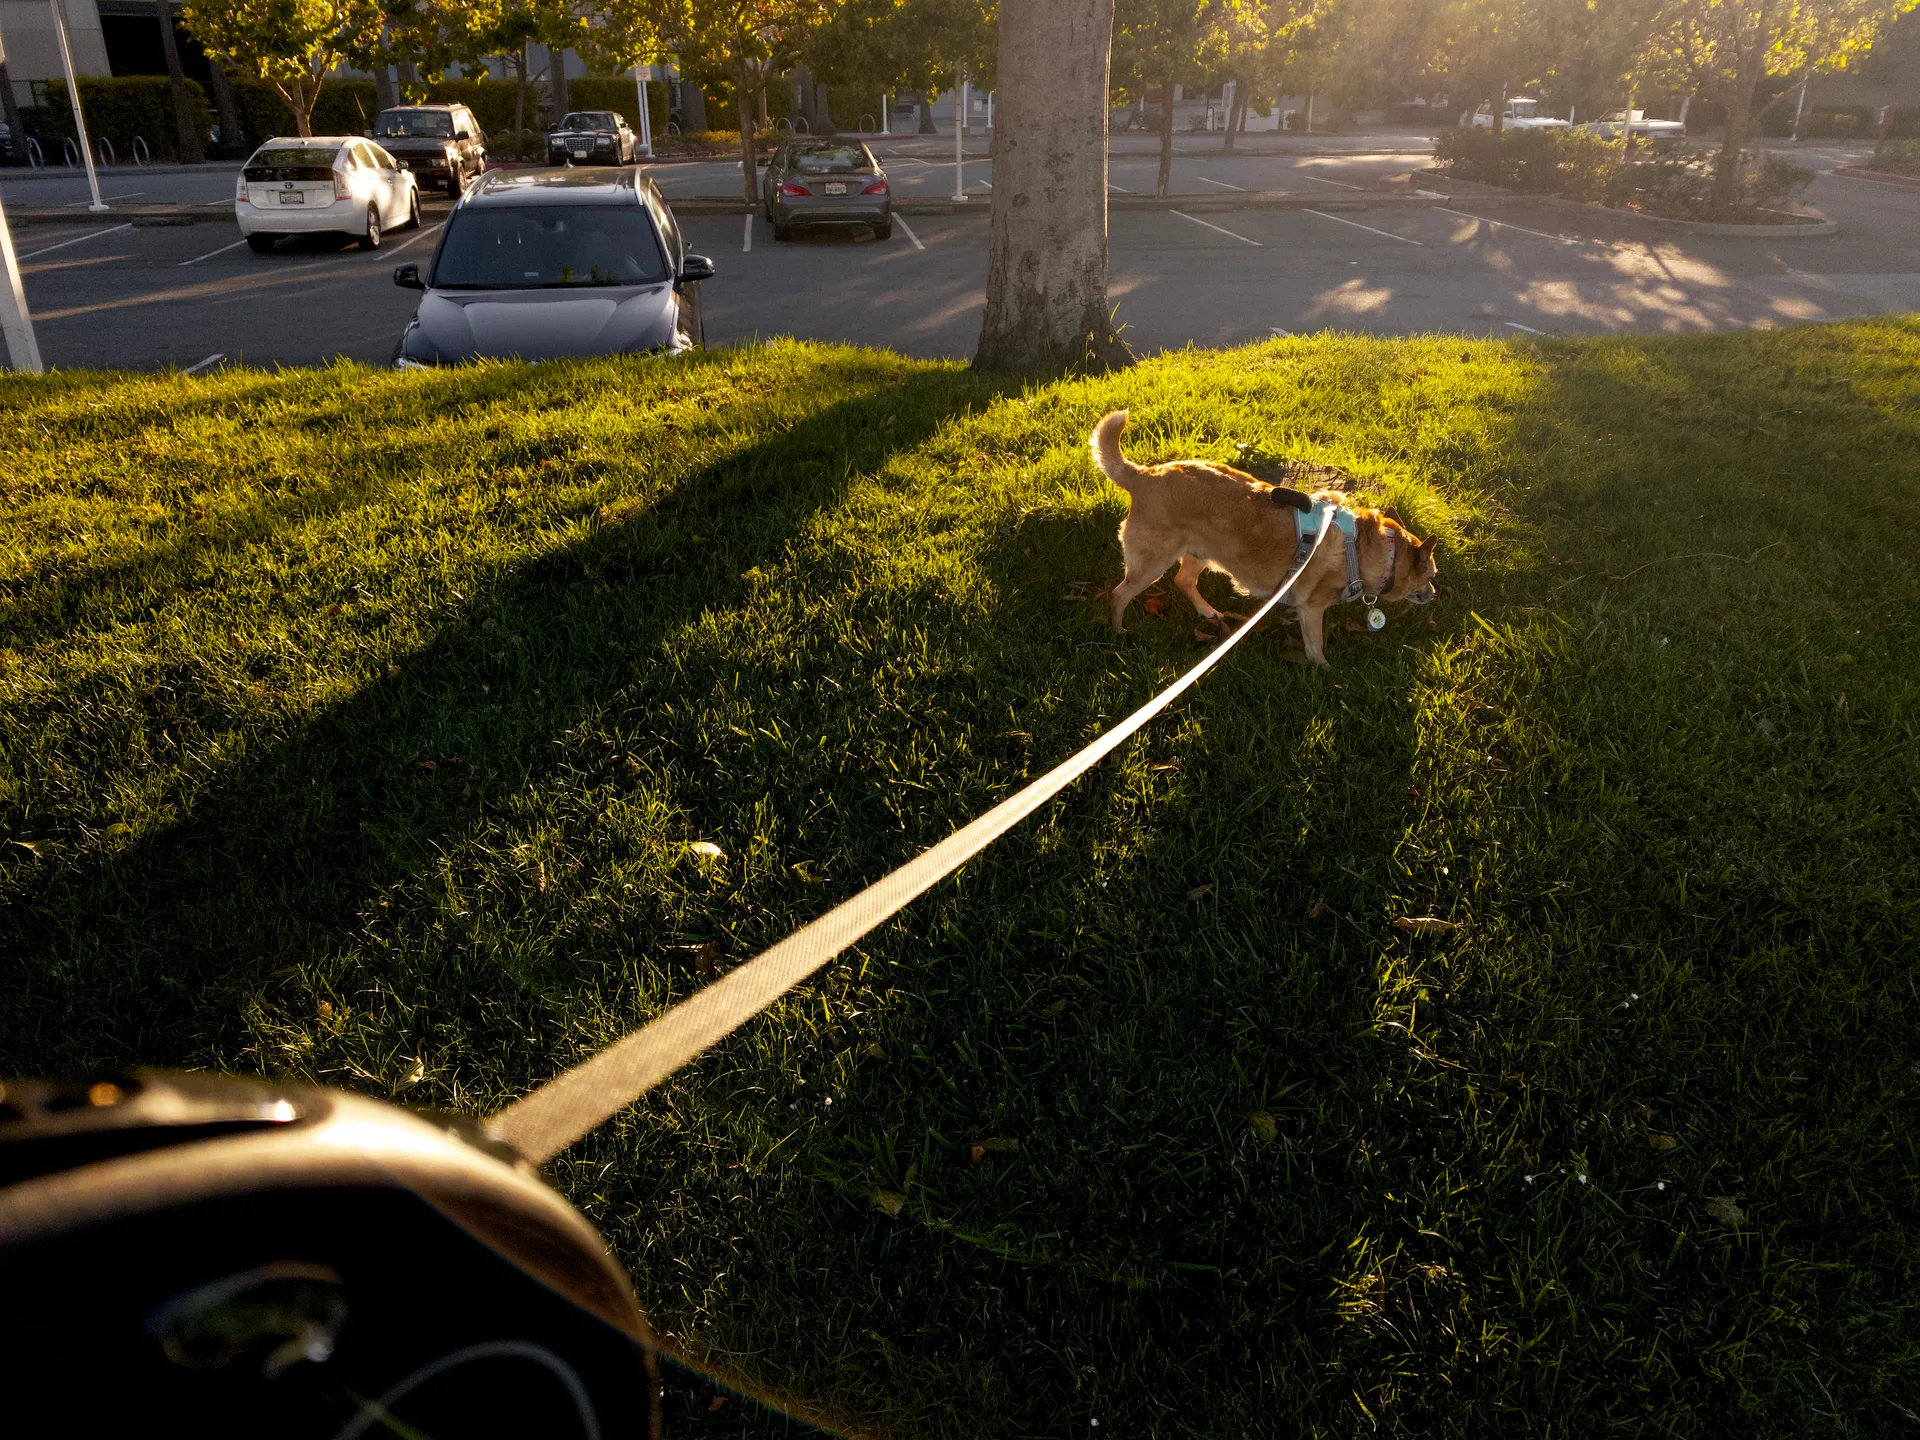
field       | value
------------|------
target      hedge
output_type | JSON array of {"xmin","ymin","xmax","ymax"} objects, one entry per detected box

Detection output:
[
  {"xmin": 563, "ymin": 77, "xmax": 670, "ymax": 140},
  {"xmin": 1757, "ymin": 103, "xmax": 1920, "ymax": 139},
  {"xmin": 225, "ymin": 79, "xmax": 381, "ymax": 145},
  {"xmin": 37, "ymin": 77, "xmax": 212, "ymax": 162}
]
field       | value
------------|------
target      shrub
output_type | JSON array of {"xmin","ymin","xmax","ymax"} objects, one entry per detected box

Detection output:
[
  {"xmin": 225, "ymin": 79, "xmax": 380, "ymax": 146},
  {"xmin": 565, "ymin": 77, "xmax": 670, "ymax": 139},
  {"xmin": 39, "ymin": 77, "xmax": 212, "ymax": 162},
  {"xmin": 1872, "ymin": 137, "xmax": 1920, "ymax": 175}
]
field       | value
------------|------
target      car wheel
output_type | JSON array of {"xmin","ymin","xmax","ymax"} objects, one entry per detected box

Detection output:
[
  {"xmin": 407, "ymin": 189, "xmax": 421, "ymax": 229},
  {"xmin": 874, "ymin": 219, "xmax": 894, "ymax": 241},
  {"xmin": 360, "ymin": 204, "xmax": 381, "ymax": 250},
  {"xmin": 773, "ymin": 219, "xmax": 792, "ymax": 242},
  {"xmin": 446, "ymin": 167, "xmax": 463, "ymax": 196},
  {"xmin": 245, "ymin": 233, "xmax": 277, "ymax": 254}
]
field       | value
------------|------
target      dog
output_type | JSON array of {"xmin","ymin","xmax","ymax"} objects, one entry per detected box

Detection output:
[{"xmin": 1090, "ymin": 410, "xmax": 1438, "ymax": 665}]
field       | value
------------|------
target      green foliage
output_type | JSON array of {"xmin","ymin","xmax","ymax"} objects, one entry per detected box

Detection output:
[
  {"xmin": 410, "ymin": 77, "xmax": 530, "ymax": 136},
  {"xmin": 181, "ymin": 0, "xmax": 384, "ymax": 134},
  {"xmin": 227, "ymin": 78, "xmax": 379, "ymax": 142},
  {"xmin": 36, "ymin": 77, "xmax": 214, "ymax": 162},
  {"xmin": 3, "ymin": 328, "xmax": 1919, "ymax": 1435},
  {"xmin": 1872, "ymin": 136, "xmax": 1920, "ymax": 174}
]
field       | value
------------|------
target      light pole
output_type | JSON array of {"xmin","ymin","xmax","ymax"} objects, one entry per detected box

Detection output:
[
  {"xmin": 633, "ymin": 62, "xmax": 653, "ymax": 158},
  {"xmin": 950, "ymin": 75, "xmax": 967, "ymax": 202},
  {"xmin": 0, "ymin": 191, "xmax": 44, "ymax": 373},
  {"xmin": 49, "ymin": 0, "xmax": 108, "ymax": 212}
]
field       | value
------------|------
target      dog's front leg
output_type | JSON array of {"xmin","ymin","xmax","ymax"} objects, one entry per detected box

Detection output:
[{"xmin": 1298, "ymin": 604, "xmax": 1331, "ymax": 665}]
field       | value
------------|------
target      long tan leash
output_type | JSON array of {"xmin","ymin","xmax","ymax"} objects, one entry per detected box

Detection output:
[{"xmin": 489, "ymin": 520, "xmax": 1338, "ymax": 1165}]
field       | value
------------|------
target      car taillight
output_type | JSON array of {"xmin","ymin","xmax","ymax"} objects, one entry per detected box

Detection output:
[
  {"xmin": 861, "ymin": 179, "xmax": 888, "ymax": 195},
  {"xmin": 235, "ymin": 174, "xmax": 248, "ymax": 202},
  {"xmin": 778, "ymin": 181, "xmax": 809, "ymax": 196},
  {"xmin": 334, "ymin": 174, "xmax": 353, "ymax": 201}
]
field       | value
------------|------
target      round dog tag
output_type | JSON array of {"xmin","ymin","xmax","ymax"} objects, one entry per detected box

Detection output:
[{"xmin": 1367, "ymin": 606, "xmax": 1387, "ymax": 632}]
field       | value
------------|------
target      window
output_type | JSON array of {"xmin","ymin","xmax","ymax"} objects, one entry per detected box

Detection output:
[
  {"xmin": 246, "ymin": 146, "xmax": 341, "ymax": 181},
  {"xmin": 432, "ymin": 205, "xmax": 669, "ymax": 289},
  {"xmin": 790, "ymin": 144, "xmax": 870, "ymax": 174},
  {"xmin": 376, "ymin": 110, "xmax": 456, "ymax": 139}
]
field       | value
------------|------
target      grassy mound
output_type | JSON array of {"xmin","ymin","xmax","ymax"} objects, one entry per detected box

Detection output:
[{"xmin": 3, "ymin": 328, "xmax": 1918, "ymax": 1437}]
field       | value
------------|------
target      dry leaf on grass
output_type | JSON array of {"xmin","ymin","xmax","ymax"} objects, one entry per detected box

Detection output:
[
  {"xmin": 1250, "ymin": 1113, "xmax": 1278, "ymax": 1143},
  {"xmin": 869, "ymin": 1190, "xmax": 906, "ymax": 1219},
  {"xmin": 1306, "ymin": 898, "xmax": 1326, "ymax": 920},
  {"xmin": 1038, "ymin": 999, "xmax": 1070, "ymax": 1019},
  {"xmin": 1185, "ymin": 882, "xmax": 1214, "ymax": 902},
  {"xmin": 980, "ymin": 1137, "xmax": 1019, "ymax": 1154},
  {"xmin": 1141, "ymin": 591, "xmax": 1168, "ymax": 615},
  {"xmin": 696, "ymin": 940, "xmax": 721, "ymax": 978},
  {"xmin": 400, "ymin": 1057, "xmax": 426, "ymax": 1088},
  {"xmin": 1394, "ymin": 915, "xmax": 1459, "ymax": 935},
  {"xmin": 1647, "ymin": 1133, "xmax": 1677, "ymax": 1151},
  {"xmin": 1705, "ymin": 1195, "xmax": 1746, "ymax": 1226},
  {"xmin": 686, "ymin": 840, "xmax": 725, "ymax": 861},
  {"xmin": 707, "ymin": 1396, "xmax": 728, "ymax": 1413}
]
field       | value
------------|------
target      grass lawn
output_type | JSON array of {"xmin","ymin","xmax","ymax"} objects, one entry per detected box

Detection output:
[{"xmin": 3, "ymin": 325, "xmax": 1918, "ymax": 1437}]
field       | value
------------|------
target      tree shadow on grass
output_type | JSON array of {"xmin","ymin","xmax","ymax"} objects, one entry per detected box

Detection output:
[{"xmin": 0, "ymin": 363, "xmax": 1011, "ymax": 1074}]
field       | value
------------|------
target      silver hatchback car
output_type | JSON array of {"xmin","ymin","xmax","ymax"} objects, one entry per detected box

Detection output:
[{"xmin": 391, "ymin": 168, "xmax": 713, "ymax": 366}]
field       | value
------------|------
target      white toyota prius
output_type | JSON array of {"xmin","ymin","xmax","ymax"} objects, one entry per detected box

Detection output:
[{"xmin": 235, "ymin": 136, "xmax": 421, "ymax": 253}]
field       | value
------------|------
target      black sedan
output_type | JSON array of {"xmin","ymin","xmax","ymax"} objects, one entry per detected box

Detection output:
[
  {"xmin": 547, "ymin": 112, "xmax": 641, "ymax": 167},
  {"xmin": 763, "ymin": 140, "xmax": 892, "ymax": 241}
]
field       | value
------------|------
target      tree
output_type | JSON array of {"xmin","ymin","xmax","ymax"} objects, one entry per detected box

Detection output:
[
  {"xmin": 469, "ymin": 0, "xmax": 578, "ymax": 155},
  {"xmin": 156, "ymin": 0, "xmax": 206, "ymax": 163},
  {"xmin": 181, "ymin": 0, "xmax": 382, "ymax": 138},
  {"xmin": 800, "ymin": 0, "xmax": 995, "ymax": 127},
  {"xmin": 974, "ymin": 0, "xmax": 1131, "ymax": 371},
  {"xmin": 1114, "ymin": 0, "xmax": 1235, "ymax": 196},
  {"xmin": 1651, "ymin": 0, "xmax": 1918, "ymax": 210}
]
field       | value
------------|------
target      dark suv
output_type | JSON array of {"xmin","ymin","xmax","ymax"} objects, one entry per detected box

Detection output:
[
  {"xmin": 372, "ymin": 105, "xmax": 487, "ymax": 195},
  {"xmin": 391, "ymin": 168, "xmax": 714, "ymax": 366}
]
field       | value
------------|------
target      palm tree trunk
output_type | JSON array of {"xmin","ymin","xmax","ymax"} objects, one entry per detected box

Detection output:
[
  {"xmin": 514, "ymin": 46, "xmax": 528, "ymax": 157},
  {"xmin": 206, "ymin": 59, "xmax": 243, "ymax": 155},
  {"xmin": 974, "ymin": 0, "xmax": 1131, "ymax": 372},
  {"xmin": 1223, "ymin": 77, "xmax": 1246, "ymax": 154},
  {"xmin": 735, "ymin": 58, "xmax": 761, "ymax": 205},
  {"xmin": 1156, "ymin": 72, "xmax": 1174, "ymax": 198},
  {"xmin": 154, "ymin": 0, "xmax": 204, "ymax": 163}
]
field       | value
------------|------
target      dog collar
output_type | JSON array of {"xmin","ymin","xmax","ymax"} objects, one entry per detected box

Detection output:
[{"xmin": 1294, "ymin": 501, "xmax": 1389, "ymax": 608}]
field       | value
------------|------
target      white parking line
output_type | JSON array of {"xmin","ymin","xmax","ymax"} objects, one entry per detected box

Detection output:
[
  {"xmin": 1298, "ymin": 173, "xmax": 1361, "ymax": 189},
  {"xmin": 894, "ymin": 214, "xmax": 925, "ymax": 251},
  {"xmin": 66, "ymin": 190, "xmax": 146, "ymax": 206},
  {"xmin": 1197, "ymin": 176, "xmax": 1245, "ymax": 190},
  {"xmin": 1304, "ymin": 209, "xmax": 1423, "ymax": 245},
  {"xmin": 1438, "ymin": 207, "xmax": 1579, "ymax": 244},
  {"xmin": 182, "ymin": 352, "xmax": 226, "ymax": 374},
  {"xmin": 19, "ymin": 223, "xmax": 136, "ymax": 260},
  {"xmin": 1171, "ymin": 210, "xmax": 1262, "ymax": 246},
  {"xmin": 743, "ymin": 213, "xmax": 753, "ymax": 251},
  {"xmin": 1270, "ymin": 327, "xmax": 1295, "ymax": 337},
  {"xmin": 179, "ymin": 237, "xmax": 249, "ymax": 266},
  {"xmin": 381, "ymin": 222, "xmax": 444, "ymax": 257},
  {"xmin": 1503, "ymin": 321, "xmax": 1545, "ymax": 334},
  {"xmin": 1108, "ymin": 183, "xmax": 1132, "ymax": 193}
]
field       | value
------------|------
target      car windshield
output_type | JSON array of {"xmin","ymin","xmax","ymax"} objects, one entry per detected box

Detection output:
[
  {"xmin": 376, "ymin": 110, "xmax": 454, "ymax": 138},
  {"xmin": 246, "ymin": 146, "xmax": 339, "ymax": 179},
  {"xmin": 562, "ymin": 113, "xmax": 619, "ymax": 131},
  {"xmin": 1508, "ymin": 99, "xmax": 1537, "ymax": 115},
  {"xmin": 432, "ymin": 205, "xmax": 668, "ymax": 289},
  {"xmin": 791, "ymin": 144, "xmax": 870, "ymax": 174}
]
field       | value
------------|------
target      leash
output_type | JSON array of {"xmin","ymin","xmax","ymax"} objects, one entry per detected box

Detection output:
[{"xmin": 488, "ymin": 522, "xmax": 1339, "ymax": 1165}]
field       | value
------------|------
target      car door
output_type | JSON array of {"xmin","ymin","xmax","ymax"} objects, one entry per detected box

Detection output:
[{"xmin": 358, "ymin": 143, "xmax": 397, "ymax": 224}]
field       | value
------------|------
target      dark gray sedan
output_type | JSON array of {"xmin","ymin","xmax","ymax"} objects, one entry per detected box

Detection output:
[
  {"xmin": 391, "ymin": 169, "xmax": 713, "ymax": 367},
  {"xmin": 763, "ymin": 139, "xmax": 892, "ymax": 241}
]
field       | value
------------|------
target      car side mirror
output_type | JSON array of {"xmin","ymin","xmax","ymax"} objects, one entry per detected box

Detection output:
[
  {"xmin": 393, "ymin": 262, "xmax": 425, "ymax": 291},
  {"xmin": 678, "ymin": 253, "xmax": 715, "ymax": 284}
]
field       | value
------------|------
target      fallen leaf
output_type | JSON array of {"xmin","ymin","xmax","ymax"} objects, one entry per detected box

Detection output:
[
  {"xmin": 869, "ymin": 1189, "xmax": 906, "ymax": 1218},
  {"xmin": 1038, "ymin": 999, "xmax": 1070, "ymax": 1019},
  {"xmin": 400, "ymin": 1057, "xmax": 426, "ymax": 1088},
  {"xmin": 1250, "ymin": 1113, "xmax": 1278, "ymax": 1142},
  {"xmin": 105, "ymin": 822, "xmax": 132, "ymax": 837},
  {"xmin": 968, "ymin": 1144, "xmax": 986, "ymax": 1164},
  {"xmin": 417, "ymin": 759, "xmax": 437, "ymax": 772},
  {"xmin": 707, "ymin": 1396, "xmax": 728, "ymax": 1413},
  {"xmin": 687, "ymin": 840, "xmax": 725, "ymax": 861},
  {"xmin": 980, "ymin": 1137, "xmax": 1020, "ymax": 1154},
  {"xmin": 1705, "ymin": 1195, "xmax": 1746, "ymax": 1226},
  {"xmin": 316, "ymin": 1001, "xmax": 333, "ymax": 1019},
  {"xmin": 1647, "ymin": 1133, "xmax": 1677, "ymax": 1151},
  {"xmin": 1306, "ymin": 898, "xmax": 1326, "ymax": 920},
  {"xmin": 8, "ymin": 839, "xmax": 45, "ymax": 857},
  {"xmin": 1394, "ymin": 915, "xmax": 1458, "ymax": 935},
  {"xmin": 1185, "ymin": 882, "xmax": 1214, "ymax": 902},
  {"xmin": 863, "ymin": 1042, "xmax": 887, "ymax": 1060},
  {"xmin": 1141, "ymin": 591, "xmax": 1168, "ymax": 615},
  {"xmin": 696, "ymin": 940, "xmax": 721, "ymax": 977}
]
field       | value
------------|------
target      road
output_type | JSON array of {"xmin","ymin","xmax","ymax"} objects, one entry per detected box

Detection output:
[{"xmin": 4, "ymin": 135, "xmax": 1916, "ymax": 371}]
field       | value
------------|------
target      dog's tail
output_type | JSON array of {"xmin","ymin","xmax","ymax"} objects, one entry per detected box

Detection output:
[{"xmin": 1089, "ymin": 410, "xmax": 1144, "ymax": 491}]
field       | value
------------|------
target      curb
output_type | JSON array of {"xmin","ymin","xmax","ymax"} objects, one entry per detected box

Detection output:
[
  {"xmin": 1410, "ymin": 168, "xmax": 1838, "ymax": 235},
  {"xmin": 7, "ymin": 202, "xmax": 234, "ymax": 225},
  {"xmin": 674, "ymin": 189, "xmax": 1437, "ymax": 218},
  {"xmin": 1833, "ymin": 165, "xmax": 1920, "ymax": 187}
]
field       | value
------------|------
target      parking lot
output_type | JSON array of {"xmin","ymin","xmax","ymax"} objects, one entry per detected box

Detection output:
[{"xmin": 5, "ymin": 133, "xmax": 1917, "ymax": 371}]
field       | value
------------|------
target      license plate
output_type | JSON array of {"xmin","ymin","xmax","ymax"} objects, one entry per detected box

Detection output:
[
  {"xmin": 824, "ymin": 182, "xmax": 847, "ymax": 195},
  {"xmin": 570, "ymin": 143, "xmax": 592, "ymax": 154},
  {"xmin": 278, "ymin": 191, "xmax": 306, "ymax": 205}
]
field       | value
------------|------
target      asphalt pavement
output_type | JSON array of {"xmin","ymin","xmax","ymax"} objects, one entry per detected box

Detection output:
[{"xmin": 4, "ymin": 133, "xmax": 1915, "ymax": 371}]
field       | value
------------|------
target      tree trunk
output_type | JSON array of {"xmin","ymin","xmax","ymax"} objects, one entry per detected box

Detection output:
[
  {"xmin": 680, "ymin": 78, "xmax": 707, "ymax": 132},
  {"xmin": 811, "ymin": 81, "xmax": 834, "ymax": 135},
  {"xmin": 550, "ymin": 46, "xmax": 569, "ymax": 119},
  {"xmin": 206, "ymin": 58, "xmax": 242, "ymax": 155},
  {"xmin": 974, "ymin": 0, "xmax": 1131, "ymax": 372},
  {"xmin": 1710, "ymin": 55, "xmax": 1761, "ymax": 213},
  {"xmin": 153, "ymin": 0, "xmax": 203, "ymax": 163},
  {"xmin": 0, "ymin": 60, "xmax": 26, "ymax": 161},
  {"xmin": 918, "ymin": 89, "xmax": 937, "ymax": 133},
  {"xmin": 375, "ymin": 65, "xmax": 398, "ymax": 113},
  {"xmin": 1492, "ymin": 79, "xmax": 1505, "ymax": 135},
  {"xmin": 287, "ymin": 74, "xmax": 317, "ymax": 139},
  {"xmin": 514, "ymin": 47, "xmax": 528, "ymax": 156},
  {"xmin": 1223, "ymin": 76, "xmax": 1246, "ymax": 154},
  {"xmin": 1156, "ymin": 72, "xmax": 1174, "ymax": 198},
  {"xmin": 735, "ymin": 59, "xmax": 761, "ymax": 205}
]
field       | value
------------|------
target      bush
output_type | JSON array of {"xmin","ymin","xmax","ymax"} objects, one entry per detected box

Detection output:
[
  {"xmin": 1436, "ymin": 126, "xmax": 1814, "ymax": 219},
  {"xmin": 564, "ymin": 77, "xmax": 671, "ymax": 140},
  {"xmin": 40, "ymin": 77, "xmax": 212, "ymax": 162},
  {"xmin": 225, "ymin": 79, "xmax": 380, "ymax": 146},
  {"xmin": 1872, "ymin": 137, "xmax": 1920, "ymax": 175},
  {"xmin": 408, "ymin": 79, "xmax": 523, "ymax": 138}
]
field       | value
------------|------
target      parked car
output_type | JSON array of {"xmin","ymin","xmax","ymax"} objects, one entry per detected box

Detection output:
[
  {"xmin": 1579, "ymin": 108, "xmax": 1686, "ymax": 140},
  {"xmin": 1466, "ymin": 97, "xmax": 1570, "ymax": 131},
  {"xmin": 547, "ymin": 112, "xmax": 642, "ymax": 167},
  {"xmin": 372, "ymin": 104, "xmax": 487, "ymax": 195},
  {"xmin": 235, "ymin": 136, "xmax": 419, "ymax": 253},
  {"xmin": 762, "ymin": 139, "xmax": 891, "ymax": 241},
  {"xmin": 391, "ymin": 168, "xmax": 713, "ymax": 367}
]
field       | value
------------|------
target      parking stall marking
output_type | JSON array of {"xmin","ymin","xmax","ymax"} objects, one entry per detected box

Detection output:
[
  {"xmin": 179, "ymin": 237, "xmax": 250, "ymax": 267},
  {"xmin": 1503, "ymin": 321, "xmax": 1546, "ymax": 334},
  {"xmin": 1197, "ymin": 176, "xmax": 1245, "ymax": 191},
  {"xmin": 743, "ymin": 213, "xmax": 753, "ymax": 252},
  {"xmin": 20, "ymin": 223, "xmax": 134, "ymax": 260},
  {"xmin": 182, "ymin": 352, "xmax": 226, "ymax": 374},
  {"xmin": 1303, "ymin": 209, "xmax": 1423, "ymax": 245},
  {"xmin": 1438, "ymin": 207, "xmax": 1582, "ymax": 245},
  {"xmin": 893, "ymin": 215, "xmax": 926, "ymax": 251},
  {"xmin": 1171, "ymin": 210, "xmax": 1262, "ymax": 246},
  {"xmin": 1296, "ymin": 172, "xmax": 1361, "ymax": 189},
  {"xmin": 382, "ymin": 222, "xmax": 444, "ymax": 257}
]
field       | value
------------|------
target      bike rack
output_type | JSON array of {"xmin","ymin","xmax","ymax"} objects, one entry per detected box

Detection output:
[
  {"xmin": 132, "ymin": 136, "xmax": 150, "ymax": 166},
  {"xmin": 96, "ymin": 136, "xmax": 116, "ymax": 166},
  {"xmin": 665, "ymin": 121, "xmax": 681, "ymax": 136},
  {"xmin": 792, "ymin": 117, "xmax": 809, "ymax": 134},
  {"xmin": 62, "ymin": 136, "xmax": 79, "ymax": 167},
  {"xmin": 858, "ymin": 114, "xmax": 877, "ymax": 133},
  {"xmin": 27, "ymin": 137, "xmax": 45, "ymax": 168}
]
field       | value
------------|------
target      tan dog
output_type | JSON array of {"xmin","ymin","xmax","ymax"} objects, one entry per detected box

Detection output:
[{"xmin": 1090, "ymin": 410, "xmax": 1438, "ymax": 664}]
